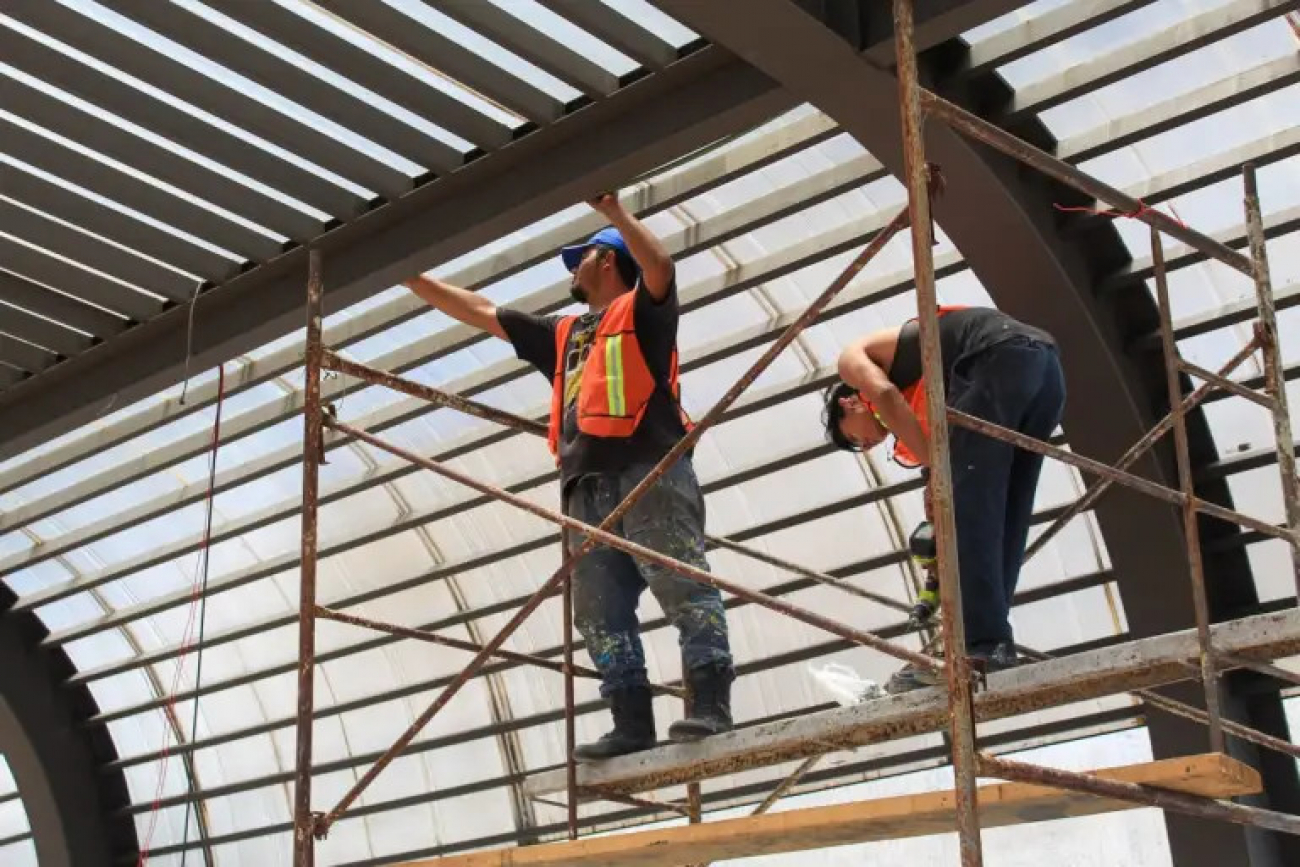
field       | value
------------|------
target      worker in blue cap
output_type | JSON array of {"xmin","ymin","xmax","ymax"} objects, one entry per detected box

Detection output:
[{"xmin": 403, "ymin": 193, "xmax": 735, "ymax": 761}]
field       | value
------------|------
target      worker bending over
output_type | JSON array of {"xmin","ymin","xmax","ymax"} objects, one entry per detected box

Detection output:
[
  {"xmin": 823, "ymin": 306, "xmax": 1065, "ymax": 693},
  {"xmin": 404, "ymin": 193, "xmax": 734, "ymax": 760}
]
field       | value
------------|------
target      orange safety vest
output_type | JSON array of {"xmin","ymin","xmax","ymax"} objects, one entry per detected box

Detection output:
[
  {"xmin": 867, "ymin": 305, "xmax": 967, "ymax": 469},
  {"xmin": 547, "ymin": 291, "xmax": 691, "ymax": 457}
]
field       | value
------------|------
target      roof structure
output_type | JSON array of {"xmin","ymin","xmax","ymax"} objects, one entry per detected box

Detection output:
[{"xmin": 0, "ymin": 1, "xmax": 1298, "ymax": 866}]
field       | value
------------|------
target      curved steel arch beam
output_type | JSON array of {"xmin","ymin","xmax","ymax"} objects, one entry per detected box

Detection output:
[
  {"xmin": 651, "ymin": 0, "xmax": 1192, "ymax": 646},
  {"xmin": 653, "ymin": 2, "xmax": 1295, "ymax": 865},
  {"xmin": 0, "ymin": 585, "xmax": 137, "ymax": 866}
]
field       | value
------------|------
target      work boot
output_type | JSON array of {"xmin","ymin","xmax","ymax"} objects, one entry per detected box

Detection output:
[
  {"xmin": 885, "ymin": 641, "xmax": 1019, "ymax": 695},
  {"xmin": 969, "ymin": 640, "xmax": 1019, "ymax": 674},
  {"xmin": 884, "ymin": 659, "xmax": 941, "ymax": 694},
  {"xmin": 573, "ymin": 685, "xmax": 656, "ymax": 763},
  {"xmin": 668, "ymin": 663, "xmax": 735, "ymax": 743}
]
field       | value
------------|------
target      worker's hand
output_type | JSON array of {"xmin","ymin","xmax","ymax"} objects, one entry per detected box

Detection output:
[{"xmin": 587, "ymin": 191, "xmax": 622, "ymax": 219}]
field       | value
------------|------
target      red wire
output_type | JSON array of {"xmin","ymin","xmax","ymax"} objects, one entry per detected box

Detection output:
[
  {"xmin": 1053, "ymin": 198, "xmax": 1187, "ymax": 228},
  {"xmin": 137, "ymin": 364, "xmax": 226, "ymax": 866}
]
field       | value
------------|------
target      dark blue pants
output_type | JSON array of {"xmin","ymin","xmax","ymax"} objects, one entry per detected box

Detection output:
[
  {"xmin": 947, "ymin": 337, "xmax": 1066, "ymax": 650},
  {"xmin": 564, "ymin": 459, "xmax": 732, "ymax": 697}
]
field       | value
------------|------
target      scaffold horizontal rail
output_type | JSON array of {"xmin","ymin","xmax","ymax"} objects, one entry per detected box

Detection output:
[
  {"xmin": 526, "ymin": 608, "xmax": 1300, "ymax": 798},
  {"xmin": 413, "ymin": 753, "xmax": 1258, "ymax": 867}
]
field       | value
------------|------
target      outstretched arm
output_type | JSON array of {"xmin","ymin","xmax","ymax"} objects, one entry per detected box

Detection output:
[
  {"xmin": 837, "ymin": 335, "xmax": 931, "ymax": 467},
  {"xmin": 403, "ymin": 275, "xmax": 507, "ymax": 341},
  {"xmin": 588, "ymin": 193, "xmax": 675, "ymax": 301}
]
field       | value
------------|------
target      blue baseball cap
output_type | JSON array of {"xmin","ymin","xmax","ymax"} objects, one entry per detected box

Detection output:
[{"xmin": 560, "ymin": 227, "xmax": 638, "ymax": 277}]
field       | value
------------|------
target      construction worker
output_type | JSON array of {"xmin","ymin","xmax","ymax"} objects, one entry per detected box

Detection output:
[
  {"xmin": 403, "ymin": 193, "xmax": 734, "ymax": 760},
  {"xmin": 822, "ymin": 306, "xmax": 1065, "ymax": 692}
]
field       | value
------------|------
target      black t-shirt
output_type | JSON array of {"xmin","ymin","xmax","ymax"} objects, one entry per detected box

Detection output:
[
  {"xmin": 887, "ymin": 307, "xmax": 1055, "ymax": 391},
  {"xmin": 497, "ymin": 280, "xmax": 688, "ymax": 487}
]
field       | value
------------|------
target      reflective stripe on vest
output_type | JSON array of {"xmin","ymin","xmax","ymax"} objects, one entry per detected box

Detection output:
[{"xmin": 604, "ymin": 332, "xmax": 626, "ymax": 417}]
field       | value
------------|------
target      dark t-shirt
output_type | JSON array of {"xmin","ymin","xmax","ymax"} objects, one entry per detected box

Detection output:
[
  {"xmin": 497, "ymin": 280, "xmax": 688, "ymax": 487},
  {"xmin": 887, "ymin": 307, "xmax": 1055, "ymax": 391}
]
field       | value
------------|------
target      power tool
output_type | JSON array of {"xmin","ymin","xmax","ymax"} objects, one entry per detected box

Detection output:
[{"xmin": 907, "ymin": 521, "xmax": 940, "ymax": 629}]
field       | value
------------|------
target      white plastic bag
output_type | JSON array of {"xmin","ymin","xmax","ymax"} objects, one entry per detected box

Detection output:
[{"xmin": 808, "ymin": 661, "xmax": 882, "ymax": 706}]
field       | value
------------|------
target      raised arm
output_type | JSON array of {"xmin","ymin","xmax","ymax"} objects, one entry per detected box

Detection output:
[
  {"xmin": 589, "ymin": 193, "xmax": 675, "ymax": 301},
  {"xmin": 403, "ymin": 275, "xmax": 507, "ymax": 341},
  {"xmin": 837, "ymin": 335, "xmax": 931, "ymax": 467}
]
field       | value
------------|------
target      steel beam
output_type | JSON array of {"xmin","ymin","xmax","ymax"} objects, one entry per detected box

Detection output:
[
  {"xmin": 1117, "ymin": 126, "xmax": 1300, "ymax": 213},
  {"xmin": 0, "ymin": 19, "xmax": 361, "ymax": 219},
  {"xmin": 0, "ymin": 235, "xmax": 160, "ymax": 322},
  {"xmin": 0, "ymin": 586, "xmax": 137, "ymax": 866},
  {"xmin": 1198, "ymin": 442, "xmax": 1300, "ymax": 484},
  {"xmin": 1102, "ymin": 204, "xmax": 1300, "ymax": 290},
  {"xmin": 0, "ymin": 269, "xmax": 124, "ymax": 340},
  {"xmin": 318, "ymin": 1, "xmax": 563, "ymax": 125},
  {"xmin": 111, "ymin": 0, "xmax": 463, "ymax": 175},
  {"xmin": 428, "ymin": 0, "xmax": 620, "ymax": 99},
  {"xmin": 200, "ymin": 0, "xmax": 510, "ymax": 153},
  {"xmin": 0, "ymin": 198, "xmax": 196, "ymax": 302},
  {"xmin": 0, "ymin": 73, "xmax": 324, "ymax": 241},
  {"xmin": 1008, "ymin": 0, "xmax": 1300, "ymax": 118},
  {"xmin": 0, "ymin": 332, "xmax": 55, "ymax": 372},
  {"xmin": 1, "ymin": 165, "xmax": 238, "ymax": 284},
  {"xmin": 1, "ymin": 117, "xmax": 278, "ymax": 265},
  {"xmin": 1059, "ymin": 53, "xmax": 1300, "ymax": 163},
  {"xmin": 16, "ymin": 31, "xmax": 1291, "ymax": 478},
  {"xmin": 0, "ymin": 300, "xmax": 91, "ymax": 358},
  {"xmin": 1170, "ymin": 282, "xmax": 1300, "ymax": 344},
  {"xmin": 3, "ymin": 1, "xmax": 410, "ymax": 197},
  {"xmin": 537, "ymin": 0, "xmax": 680, "ymax": 70},
  {"xmin": 964, "ymin": 0, "xmax": 1156, "ymax": 73},
  {"xmin": 15, "ymin": 0, "xmax": 1274, "ymax": 530}
]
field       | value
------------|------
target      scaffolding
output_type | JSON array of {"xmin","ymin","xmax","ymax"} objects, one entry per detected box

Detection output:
[{"xmin": 289, "ymin": 3, "xmax": 1300, "ymax": 864}]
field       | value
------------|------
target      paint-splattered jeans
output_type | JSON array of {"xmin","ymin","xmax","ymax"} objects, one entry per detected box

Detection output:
[{"xmin": 564, "ymin": 459, "xmax": 732, "ymax": 697}]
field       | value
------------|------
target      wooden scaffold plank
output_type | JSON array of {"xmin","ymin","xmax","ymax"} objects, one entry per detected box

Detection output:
[
  {"xmin": 528, "ymin": 608, "xmax": 1300, "ymax": 798},
  {"xmin": 402, "ymin": 754, "xmax": 1259, "ymax": 866}
]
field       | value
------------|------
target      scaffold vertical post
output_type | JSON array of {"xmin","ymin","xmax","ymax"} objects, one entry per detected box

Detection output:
[
  {"xmin": 1151, "ymin": 227, "xmax": 1225, "ymax": 753},
  {"xmin": 294, "ymin": 247, "xmax": 324, "ymax": 867},
  {"xmin": 1243, "ymin": 163, "xmax": 1300, "ymax": 599},
  {"xmin": 892, "ymin": 2, "xmax": 984, "ymax": 865},
  {"xmin": 685, "ymin": 649, "xmax": 703, "ymax": 845},
  {"xmin": 561, "ymin": 524, "xmax": 578, "ymax": 840}
]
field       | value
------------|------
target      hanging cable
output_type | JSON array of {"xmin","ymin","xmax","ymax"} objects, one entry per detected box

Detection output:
[
  {"xmin": 137, "ymin": 363, "xmax": 226, "ymax": 866},
  {"xmin": 178, "ymin": 281, "xmax": 206, "ymax": 406}
]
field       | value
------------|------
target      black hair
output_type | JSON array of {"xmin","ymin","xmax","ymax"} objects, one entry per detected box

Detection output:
[
  {"xmin": 822, "ymin": 381, "xmax": 863, "ymax": 452},
  {"xmin": 591, "ymin": 243, "xmax": 640, "ymax": 289}
]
